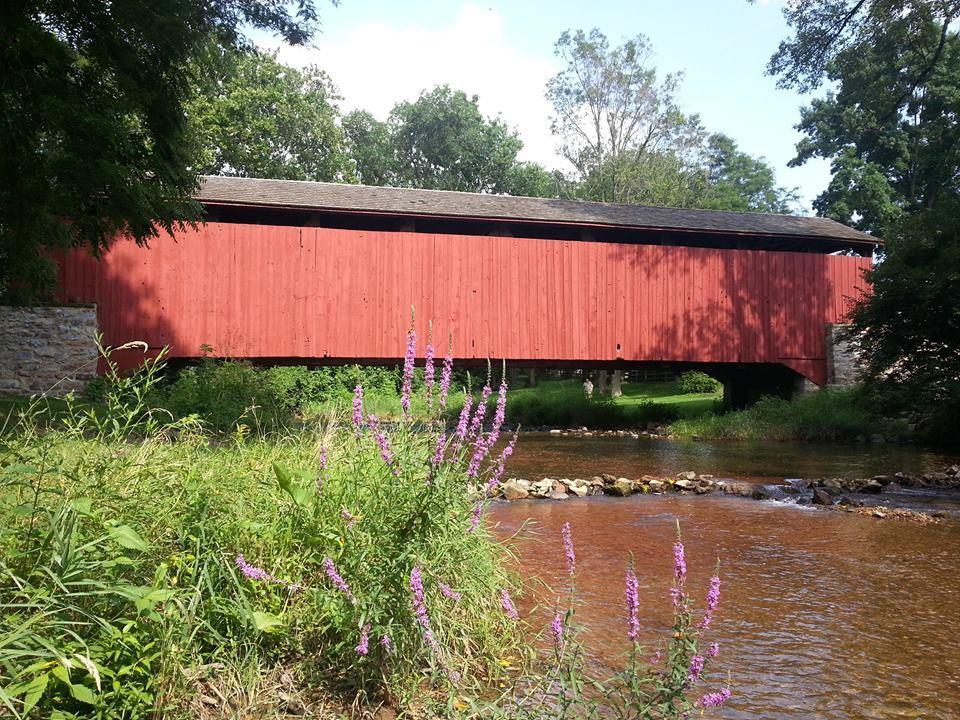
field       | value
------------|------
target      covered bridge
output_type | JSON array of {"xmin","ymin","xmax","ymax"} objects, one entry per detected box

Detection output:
[{"xmin": 57, "ymin": 176, "xmax": 877, "ymax": 399}]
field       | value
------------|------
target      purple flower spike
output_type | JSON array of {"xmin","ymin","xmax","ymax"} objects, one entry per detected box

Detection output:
[
  {"xmin": 236, "ymin": 554, "xmax": 272, "ymax": 582},
  {"xmin": 673, "ymin": 541, "xmax": 687, "ymax": 582},
  {"xmin": 551, "ymin": 610, "xmax": 565, "ymax": 653},
  {"xmin": 697, "ymin": 688, "xmax": 732, "ymax": 708},
  {"xmin": 322, "ymin": 557, "xmax": 355, "ymax": 602},
  {"xmin": 356, "ymin": 624, "xmax": 370, "ymax": 656},
  {"xmin": 352, "ymin": 385, "xmax": 364, "ymax": 434},
  {"xmin": 367, "ymin": 415, "xmax": 396, "ymax": 473},
  {"xmin": 688, "ymin": 654, "xmax": 705, "ymax": 683},
  {"xmin": 707, "ymin": 642, "xmax": 720, "ymax": 658},
  {"xmin": 400, "ymin": 329, "xmax": 416, "ymax": 420},
  {"xmin": 698, "ymin": 575, "xmax": 721, "ymax": 629},
  {"xmin": 468, "ymin": 384, "xmax": 492, "ymax": 440},
  {"xmin": 424, "ymin": 342, "xmax": 435, "ymax": 402},
  {"xmin": 431, "ymin": 432, "xmax": 447, "ymax": 467},
  {"xmin": 500, "ymin": 589, "xmax": 519, "ymax": 620},
  {"xmin": 380, "ymin": 634, "xmax": 394, "ymax": 654},
  {"xmin": 439, "ymin": 353, "xmax": 453, "ymax": 409},
  {"xmin": 468, "ymin": 500, "xmax": 483, "ymax": 533},
  {"xmin": 438, "ymin": 582, "xmax": 462, "ymax": 601},
  {"xmin": 625, "ymin": 565, "xmax": 640, "ymax": 641},
  {"xmin": 485, "ymin": 435, "xmax": 515, "ymax": 495},
  {"xmin": 561, "ymin": 522, "xmax": 575, "ymax": 577}
]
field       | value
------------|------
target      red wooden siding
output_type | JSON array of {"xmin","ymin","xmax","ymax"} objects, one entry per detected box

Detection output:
[{"xmin": 58, "ymin": 222, "xmax": 872, "ymax": 385}]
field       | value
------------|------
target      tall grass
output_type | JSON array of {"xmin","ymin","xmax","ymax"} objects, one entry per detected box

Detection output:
[
  {"xmin": 0, "ymin": 340, "xmax": 517, "ymax": 718},
  {"xmin": 668, "ymin": 387, "xmax": 907, "ymax": 442}
]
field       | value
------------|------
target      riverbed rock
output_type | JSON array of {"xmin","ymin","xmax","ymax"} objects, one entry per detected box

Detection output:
[
  {"xmin": 862, "ymin": 479, "xmax": 883, "ymax": 494},
  {"xmin": 568, "ymin": 481, "xmax": 589, "ymax": 498},
  {"xmin": 676, "ymin": 470, "xmax": 697, "ymax": 482},
  {"xmin": 884, "ymin": 482, "xmax": 903, "ymax": 493},
  {"xmin": 811, "ymin": 488, "xmax": 834, "ymax": 505},
  {"xmin": 647, "ymin": 479, "xmax": 665, "ymax": 493},
  {"xmin": 947, "ymin": 465, "xmax": 959, "ymax": 476},
  {"xmin": 502, "ymin": 479, "xmax": 530, "ymax": 500},
  {"xmin": 752, "ymin": 485, "xmax": 775, "ymax": 501},
  {"xmin": 838, "ymin": 495, "xmax": 864, "ymax": 507},
  {"xmin": 823, "ymin": 478, "xmax": 844, "ymax": 495},
  {"xmin": 674, "ymin": 478, "xmax": 696, "ymax": 491},
  {"xmin": 548, "ymin": 489, "xmax": 569, "ymax": 500},
  {"xmin": 720, "ymin": 481, "xmax": 753, "ymax": 497},
  {"xmin": 604, "ymin": 478, "xmax": 634, "ymax": 496}
]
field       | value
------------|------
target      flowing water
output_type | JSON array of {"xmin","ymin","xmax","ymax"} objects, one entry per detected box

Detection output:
[{"xmin": 490, "ymin": 434, "xmax": 960, "ymax": 719}]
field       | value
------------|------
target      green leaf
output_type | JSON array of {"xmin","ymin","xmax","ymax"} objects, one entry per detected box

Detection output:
[
  {"xmin": 251, "ymin": 611, "xmax": 284, "ymax": 632},
  {"xmin": 107, "ymin": 524, "xmax": 149, "ymax": 552},
  {"xmin": 69, "ymin": 683, "xmax": 96, "ymax": 705},
  {"xmin": 22, "ymin": 672, "xmax": 49, "ymax": 714},
  {"xmin": 272, "ymin": 462, "xmax": 313, "ymax": 507},
  {"xmin": 70, "ymin": 498, "xmax": 94, "ymax": 516}
]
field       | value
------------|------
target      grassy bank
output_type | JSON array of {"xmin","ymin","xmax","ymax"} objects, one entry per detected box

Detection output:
[
  {"xmin": 1, "ymin": 343, "xmax": 738, "ymax": 718},
  {"xmin": 497, "ymin": 378, "xmax": 721, "ymax": 429},
  {"xmin": 667, "ymin": 387, "xmax": 907, "ymax": 442}
]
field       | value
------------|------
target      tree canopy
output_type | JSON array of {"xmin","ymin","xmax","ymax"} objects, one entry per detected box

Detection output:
[
  {"xmin": 0, "ymin": 0, "xmax": 325, "ymax": 302},
  {"xmin": 188, "ymin": 50, "xmax": 353, "ymax": 182}
]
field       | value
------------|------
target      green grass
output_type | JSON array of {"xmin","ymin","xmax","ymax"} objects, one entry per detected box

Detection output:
[
  {"xmin": 668, "ymin": 386, "xmax": 908, "ymax": 442},
  {"xmin": 488, "ymin": 379, "xmax": 721, "ymax": 429},
  {"xmin": 0, "ymin": 368, "xmax": 519, "ymax": 718}
]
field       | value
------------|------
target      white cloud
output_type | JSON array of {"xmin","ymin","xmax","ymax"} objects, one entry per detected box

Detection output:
[{"xmin": 264, "ymin": 3, "xmax": 563, "ymax": 170}]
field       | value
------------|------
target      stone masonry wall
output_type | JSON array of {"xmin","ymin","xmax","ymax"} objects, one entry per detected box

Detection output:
[
  {"xmin": 0, "ymin": 306, "xmax": 98, "ymax": 396},
  {"xmin": 825, "ymin": 323, "xmax": 860, "ymax": 387}
]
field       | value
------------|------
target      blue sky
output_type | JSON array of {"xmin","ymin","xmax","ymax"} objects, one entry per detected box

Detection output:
[{"xmin": 264, "ymin": 0, "xmax": 831, "ymax": 211}]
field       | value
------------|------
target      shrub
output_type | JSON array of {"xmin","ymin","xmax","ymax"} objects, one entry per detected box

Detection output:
[{"xmin": 677, "ymin": 371, "xmax": 722, "ymax": 395}]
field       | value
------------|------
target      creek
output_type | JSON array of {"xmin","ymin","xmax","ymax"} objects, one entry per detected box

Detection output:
[{"xmin": 491, "ymin": 434, "xmax": 960, "ymax": 719}]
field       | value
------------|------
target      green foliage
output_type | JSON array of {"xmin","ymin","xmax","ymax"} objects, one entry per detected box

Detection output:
[
  {"xmin": 0, "ymin": 345, "xmax": 518, "ymax": 717},
  {"xmin": 846, "ymin": 201, "xmax": 960, "ymax": 443},
  {"xmin": 677, "ymin": 372, "xmax": 722, "ymax": 395},
  {"xmin": 342, "ymin": 110, "xmax": 395, "ymax": 186},
  {"xmin": 188, "ymin": 50, "xmax": 354, "ymax": 182},
  {"xmin": 548, "ymin": 29, "xmax": 796, "ymax": 212},
  {"xmin": 501, "ymin": 380, "xmax": 681, "ymax": 429},
  {"xmin": 0, "ymin": 0, "xmax": 324, "ymax": 302},
  {"xmin": 156, "ymin": 360, "xmax": 291, "ymax": 432},
  {"xmin": 778, "ymin": 1, "xmax": 960, "ymax": 232},
  {"xmin": 669, "ymin": 387, "xmax": 905, "ymax": 442}
]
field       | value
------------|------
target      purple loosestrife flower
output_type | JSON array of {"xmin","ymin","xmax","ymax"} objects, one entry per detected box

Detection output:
[
  {"xmin": 356, "ymin": 625, "xmax": 370, "ymax": 656},
  {"xmin": 707, "ymin": 642, "xmax": 720, "ymax": 658},
  {"xmin": 485, "ymin": 435, "xmax": 515, "ymax": 494},
  {"xmin": 352, "ymin": 385, "xmax": 364, "ymax": 434},
  {"xmin": 401, "ymin": 329, "xmax": 416, "ymax": 420},
  {"xmin": 551, "ymin": 610, "xmax": 565, "ymax": 654},
  {"xmin": 484, "ymin": 379, "xmax": 508, "ymax": 450},
  {"xmin": 688, "ymin": 654, "xmax": 705, "ymax": 683},
  {"xmin": 380, "ymin": 635, "xmax": 394, "ymax": 654},
  {"xmin": 431, "ymin": 432, "xmax": 447, "ymax": 467},
  {"xmin": 468, "ymin": 501, "xmax": 484, "ymax": 533},
  {"xmin": 698, "ymin": 575, "xmax": 721, "ymax": 629},
  {"xmin": 439, "ymin": 352, "xmax": 454, "ymax": 409},
  {"xmin": 452, "ymin": 394, "xmax": 473, "ymax": 449},
  {"xmin": 367, "ymin": 415, "xmax": 396, "ymax": 472},
  {"xmin": 500, "ymin": 589, "xmax": 519, "ymax": 620},
  {"xmin": 322, "ymin": 558, "xmax": 355, "ymax": 602},
  {"xmin": 673, "ymin": 541, "xmax": 687, "ymax": 582},
  {"xmin": 468, "ymin": 384, "xmax": 492, "ymax": 440},
  {"xmin": 625, "ymin": 565, "xmax": 640, "ymax": 641},
  {"xmin": 438, "ymin": 582, "xmax": 462, "ymax": 601},
  {"xmin": 236, "ymin": 554, "xmax": 272, "ymax": 582},
  {"xmin": 697, "ymin": 688, "xmax": 732, "ymax": 708},
  {"xmin": 466, "ymin": 432, "xmax": 489, "ymax": 478},
  {"xmin": 424, "ymin": 342, "xmax": 435, "ymax": 401},
  {"xmin": 410, "ymin": 566, "xmax": 454, "ymax": 676},
  {"xmin": 340, "ymin": 507, "xmax": 357, "ymax": 529},
  {"xmin": 561, "ymin": 522, "xmax": 576, "ymax": 577}
]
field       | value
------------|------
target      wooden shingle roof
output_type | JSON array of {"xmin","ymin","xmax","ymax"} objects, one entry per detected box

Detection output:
[{"xmin": 197, "ymin": 175, "xmax": 878, "ymax": 246}]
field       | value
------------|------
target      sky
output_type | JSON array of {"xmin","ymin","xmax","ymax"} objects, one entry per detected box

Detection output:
[{"xmin": 260, "ymin": 0, "xmax": 832, "ymax": 212}]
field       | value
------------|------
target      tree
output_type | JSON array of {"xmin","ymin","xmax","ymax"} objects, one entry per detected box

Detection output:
[
  {"xmin": 343, "ymin": 110, "xmax": 395, "ymax": 186},
  {"xmin": 504, "ymin": 162, "xmax": 562, "ymax": 199},
  {"xmin": 188, "ymin": 50, "xmax": 353, "ymax": 182},
  {"xmin": 387, "ymin": 85, "xmax": 527, "ymax": 194},
  {"xmin": 0, "ymin": 0, "xmax": 325, "ymax": 302},
  {"xmin": 785, "ymin": 5, "xmax": 960, "ymax": 231},
  {"xmin": 701, "ymin": 134, "xmax": 798, "ymax": 214},
  {"xmin": 846, "ymin": 201, "xmax": 960, "ymax": 438},
  {"xmin": 546, "ymin": 28, "xmax": 701, "ymax": 203}
]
